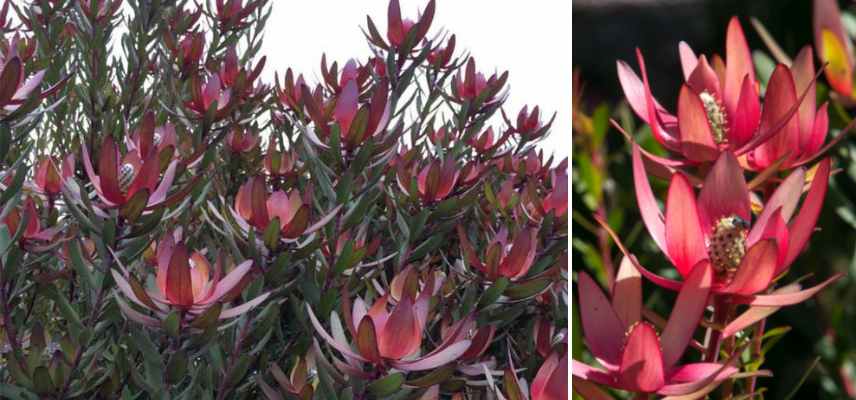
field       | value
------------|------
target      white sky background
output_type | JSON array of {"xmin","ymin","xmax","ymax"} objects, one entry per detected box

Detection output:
[{"xmin": 258, "ymin": 0, "xmax": 571, "ymax": 160}]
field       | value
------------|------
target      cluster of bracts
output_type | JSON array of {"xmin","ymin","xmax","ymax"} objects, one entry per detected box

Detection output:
[
  {"xmin": 572, "ymin": 3, "xmax": 856, "ymax": 398},
  {"xmin": 0, "ymin": 0, "xmax": 568, "ymax": 399}
]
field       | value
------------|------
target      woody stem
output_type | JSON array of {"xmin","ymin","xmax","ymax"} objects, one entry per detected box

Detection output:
[
  {"xmin": 705, "ymin": 295, "xmax": 734, "ymax": 362},
  {"xmin": 747, "ymin": 319, "xmax": 766, "ymax": 394}
]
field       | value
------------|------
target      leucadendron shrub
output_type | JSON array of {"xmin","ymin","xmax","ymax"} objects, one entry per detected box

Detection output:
[{"xmin": 0, "ymin": 0, "xmax": 568, "ymax": 399}]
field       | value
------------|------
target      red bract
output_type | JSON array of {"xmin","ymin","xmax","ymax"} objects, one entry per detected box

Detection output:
[
  {"xmin": 263, "ymin": 142, "xmax": 299, "ymax": 177},
  {"xmin": 625, "ymin": 146, "xmax": 840, "ymax": 300},
  {"xmin": 452, "ymin": 58, "xmax": 506, "ymax": 105},
  {"xmin": 125, "ymin": 112, "xmax": 178, "ymax": 161},
  {"xmin": 186, "ymin": 73, "xmax": 232, "ymax": 120},
  {"xmin": 320, "ymin": 58, "xmax": 370, "ymax": 94},
  {"xmin": 496, "ymin": 148, "xmax": 554, "ymax": 179},
  {"xmin": 441, "ymin": 317, "xmax": 495, "ymax": 366},
  {"xmin": 301, "ymin": 67, "xmax": 390, "ymax": 149},
  {"xmin": 573, "ymin": 259, "xmax": 740, "ymax": 396},
  {"xmin": 167, "ymin": 4, "xmax": 202, "ymax": 32},
  {"xmin": 307, "ymin": 269, "xmax": 472, "ymax": 373},
  {"xmin": 79, "ymin": 0, "xmax": 122, "ymax": 24},
  {"xmin": 215, "ymin": 0, "xmax": 263, "ymax": 31},
  {"xmin": 320, "ymin": 228, "xmax": 380, "ymax": 261},
  {"xmin": 524, "ymin": 166, "xmax": 568, "ymax": 220},
  {"xmin": 428, "ymin": 34, "xmax": 456, "ymax": 69},
  {"xmin": 505, "ymin": 105, "xmax": 555, "ymax": 142},
  {"xmin": 218, "ymin": 46, "xmax": 267, "ymax": 100},
  {"xmin": 167, "ymin": 32, "xmax": 204, "ymax": 76},
  {"xmin": 427, "ymin": 126, "xmax": 455, "ymax": 145},
  {"xmin": 814, "ymin": 0, "xmax": 853, "ymax": 98},
  {"xmin": 457, "ymin": 226, "xmax": 537, "ymax": 281},
  {"xmin": 0, "ymin": 42, "xmax": 64, "ymax": 116},
  {"xmin": 231, "ymin": 177, "xmax": 340, "ymax": 244},
  {"xmin": 618, "ymin": 17, "xmax": 822, "ymax": 167},
  {"xmin": 3, "ymin": 197, "xmax": 58, "ymax": 242},
  {"xmin": 275, "ymin": 68, "xmax": 306, "ymax": 110},
  {"xmin": 468, "ymin": 126, "xmax": 512, "ymax": 155},
  {"xmin": 257, "ymin": 358, "xmax": 314, "ymax": 400},
  {"xmin": 82, "ymin": 134, "xmax": 178, "ymax": 209},
  {"xmin": 225, "ymin": 126, "xmax": 259, "ymax": 154},
  {"xmin": 384, "ymin": 0, "xmax": 435, "ymax": 49},
  {"xmin": 0, "ymin": 1, "xmax": 10, "ymax": 32},
  {"xmin": 533, "ymin": 316, "xmax": 556, "ymax": 359},
  {"xmin": 34, "ymin": 154, "xmax": 74, "ymax": 196},
  {"xmin": 233, "ymin": 176, "xmax": 311, "ymax": 240},
  {"xmin": 397, "ymin": 157, "xmax": 460, "ymax": 203},
  {"xmin": 112, "ymin": 234, "xmax": 269, "ymax": 328},
  {"xmin": 532, "ymin": 342, "xmax": 568, "ymax": 400},
  {"xmin": 743, "ymin": 47, "xmax": 829, "ymax": 170}
]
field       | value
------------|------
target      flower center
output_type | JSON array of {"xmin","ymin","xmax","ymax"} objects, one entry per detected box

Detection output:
[
  {"xmin": 708, "ymin": 215, "xmax": 748, "ymax": 278},
  {"xmin": 118, "ymin": 163, "xmax": 136, "ymax": 190},
  {"xmin": 153, "ymin": 132, "xmax": 163, "ymax": 147},
  {"xmin": 699, "ymin": 91, "xmax": 729, "ymax": 144}
]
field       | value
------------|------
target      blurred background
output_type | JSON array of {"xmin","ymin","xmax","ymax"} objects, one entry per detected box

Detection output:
[{"xmin": 572, "ymin": 0, "xmax": 856, "ymax": 398}]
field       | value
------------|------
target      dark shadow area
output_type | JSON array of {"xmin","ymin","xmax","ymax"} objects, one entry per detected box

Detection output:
[{"xmin": 573, "ymin": 0, "xmax": 812, "ymax": 108}]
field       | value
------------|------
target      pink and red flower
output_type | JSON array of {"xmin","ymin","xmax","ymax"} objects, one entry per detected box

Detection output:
[
  {"xmin": 307, "ymin": 268, "xmax": 471, "ymax": 374},
  {"xmin": 618, "ymin": 17, "xmax": 829, "ymax": 169},
  {"xmin": 34, "ymin": 154, "xmax": 74, "ymax": 196},
  {"xmin": 112, "ymin": 233, "xmax": 269, "ymax": 328},
  {"xmin": 573, "ymin": 259, "xmax": 740, "ymax": 396},
  {"xmin": 82, "ymin": 134, "xmax": 179, "ymax": 210},
  {"xmin": 626, "ymin": 147, "xmax": 839, "ymax": 300}
]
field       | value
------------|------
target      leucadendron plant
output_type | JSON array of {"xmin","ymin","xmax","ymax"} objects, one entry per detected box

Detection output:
[
  {"xmin": 0, "ymin": 0, "xmax": 567, "ymax": 399},
  {"xmin": 572, "ymin": 12, "xmax": 853, "ymax": 400}
]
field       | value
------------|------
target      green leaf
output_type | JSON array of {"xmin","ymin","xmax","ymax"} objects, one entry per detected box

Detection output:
[
  {"xmin": 478, "ymin": 277, "xmax": 510, "ymax": 309},
  {"xmin": 263, "ymin": 217, "xmax": 281, "ymax": 250},
  {"xmin": 591, "ymin": 103, "xmax": 610, "ymax": 148},
  {"xmin": 225, "ymin": 354, "xmax": 254, "ymax": 389},
  {"xmin": 163, "ymin": 310, "xmax": 181, "ymax": 338},
  {"xmin": 315, "ymin": 364, "xmax": 338, "ymax": 400},
  {"xmin": 31, "ymin": 367, "xmax": 54, "ymax": 396},
  {"xmin": 45, "ymin": 285, "xmax": 83, "ymax": 338},
  {"xmin": 191, "ymin": 303, "xmax": 223, "ymax": 330},
  {"xmin": 166, "ymin": 351, "xmax": 188, "ymax": 385},
  {"xmin": 69, "ymin": 240, "xmax": 97, "ymax": 291},
  {"xmin": 504, "ymin": 277, "xmax": 553, "ymax": 300},
  {"xmin": 367, "ymin": 372, "xmax": 404, "ymax": 397},
  {"xmin": 405, "ymin": 365, "xmax": 454, "ymax": 388},
  {"xmin": 753, "ymin": 50, "xmax": 776, "ymax": 92},
  {"xmin": 120, "ymin": 189, "xmax": 149, "ymax": 222},
  {"xmin": 0, "ymin": 384, "xmax": 38, "ymax": 400}
]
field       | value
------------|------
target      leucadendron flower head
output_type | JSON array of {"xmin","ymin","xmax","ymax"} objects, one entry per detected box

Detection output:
[
  {"xmin": 231, "ymin": 176, "xmax": 340, "ymax": 244},
  {"xmin": 298, "ymin": 64, "xmax": 391, "ymax": 150},
  {"xmin": 215, "ymin": 0, "xmax": 264, "ymax": 31},
  {"xmin": 618, "ymin": 17, "xmax": 829, "ymax": 170},
  {"xmin": 396, "ymin": 156, "xmax": 462, "ymax": 204},
  {"xmin": 457, "ymin": 225, "xmax": 538, "ymax": 282},
  {"xmin": 306, "ymin": 267, "xmax": 472, "ymax": 374},
  {"xmin": 34, "ymin": 154, "xmax": 74, "ymax": 196},
  {"xmin": 0, "ymin": 37, "xmax": 66, "ymax": 119},
  {"xmin": 624, "ymin": 147, "xmax": 842, "ymax": 301},
  {"xmin": 3, "ymin": 196, "xmax": 60, "ymax": 245},
  {"xmin": 82, "ymin": 133, "xmax": 179, "ymax": 211},
  {"xmin": 111, "ymin": 232, "xmax": 269, "ymax": 330},
  {"xmin": 365, "ymin": 0, "xmax": 435, "ymax": 52},
  {"xmin": 573, "ymin": 258, "xmax": 742, "ymax": 396},
  {"xmin": 531, "ymin": 338, "xmax": 568, "ymax": 400}
]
